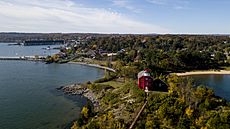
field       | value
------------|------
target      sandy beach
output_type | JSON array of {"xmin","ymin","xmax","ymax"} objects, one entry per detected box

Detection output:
[{"xmin": 176, "ymin": 70, "xmax": 230, "ymax": 76}]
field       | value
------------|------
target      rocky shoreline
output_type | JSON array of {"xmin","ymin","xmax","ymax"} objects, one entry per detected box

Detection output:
[
  {"xmin": 56, "ymin": 62, "xmax": 116, "ymax": 111},
  {"xmin": 57, "ymin": 83, "xmax": 99, "ymax": 108}
]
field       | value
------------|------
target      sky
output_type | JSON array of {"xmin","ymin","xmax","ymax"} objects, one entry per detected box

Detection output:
[{"xmin": 0, "ymin": 0, "xmax": 230, "ymax": 34}]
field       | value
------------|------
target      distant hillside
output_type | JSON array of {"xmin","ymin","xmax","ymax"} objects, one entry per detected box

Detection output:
[{"xmin": 0, "ymin": 32, "xmax": 113, "ymax": 43}]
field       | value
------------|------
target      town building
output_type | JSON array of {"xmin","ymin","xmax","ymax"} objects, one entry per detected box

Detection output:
[{"xmin": 138, "ymin": 69, "xmax": 154, "ymax": 91}]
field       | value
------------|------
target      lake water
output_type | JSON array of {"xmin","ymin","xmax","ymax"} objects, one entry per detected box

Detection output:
[
  {"xmin": 0, "ymin": 43, "xmax": 60, "ymax": 56},
  {"xmin": 0, "ymin": 44, "xmax": 104, "ymax": 129},
  {"xmin": 191, "ymin": 74, "xmax": 230, "ymax": 101}
]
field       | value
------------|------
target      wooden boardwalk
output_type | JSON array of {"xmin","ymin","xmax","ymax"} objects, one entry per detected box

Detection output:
[{"xmin": 129, "ymin": 100, "xmax": 148, "ymax": 129}]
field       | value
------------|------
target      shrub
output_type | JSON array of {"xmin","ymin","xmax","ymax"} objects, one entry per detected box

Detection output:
[
  {"xmin": 102, "ymin": 92, "xmax": 119, "ymax": 105},
  {"xmin": 94, "ymin": 72, "xmax": 117, "ymax": 83},
  {"xmin": 89, "ymin": 83, "xmax": 114, "ymax": 92}
]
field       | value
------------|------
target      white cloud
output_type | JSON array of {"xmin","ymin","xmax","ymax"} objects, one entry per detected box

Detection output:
[
  {"xmin": 111, "ymin": 0, "xmax": 141, "ymax": 13},
  {"xmin": 0, "ymin": 0, "xmax": 169, "ymax": 33},
  {"xmin": 146, "ymin": 0, "xmax": 168, "ymax": 5},
  {"xmin": 146, "ymin": 0, "xmax": 190, "ymax": 10}
]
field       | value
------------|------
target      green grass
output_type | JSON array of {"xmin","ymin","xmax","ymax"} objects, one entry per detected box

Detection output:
[
  {"xmin": 99, "ymin": 80, "xmax": 125, "ymax": 88},
  {"xmin": 221, "ymin": 66, "xmax": 230, "ymax": 70}
]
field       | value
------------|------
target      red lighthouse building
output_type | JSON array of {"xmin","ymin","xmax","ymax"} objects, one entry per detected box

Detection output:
[{"xmin": 138, "ymin": 69, "xmax": 153, "ymax": 91}]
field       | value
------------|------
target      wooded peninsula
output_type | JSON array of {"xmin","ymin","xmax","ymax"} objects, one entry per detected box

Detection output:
[
  {"xmin": 51, "ymin": 34, "xmax": 229, "ymax": 129},
  {"xmin": 1, "ymin": 33, "xmax": 230, "ymax": 129}
]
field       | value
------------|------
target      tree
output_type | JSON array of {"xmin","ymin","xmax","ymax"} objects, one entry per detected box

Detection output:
[
  {"xmin": 214, "ymin": 51, "xmax": 227, "ymax": 64},
  {"xmin": 81, "ymin": 107, "xmax": 89, "ymax": 119}
]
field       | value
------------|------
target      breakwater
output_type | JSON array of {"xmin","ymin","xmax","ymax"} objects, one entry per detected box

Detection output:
[{"xmin": 0, "ymin": 56, "xmax": 46, "ymax": 61}]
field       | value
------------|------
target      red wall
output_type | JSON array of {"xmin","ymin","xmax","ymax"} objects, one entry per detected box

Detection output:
[{"xmin": 138, "ymin": 76, "xmax": 153, "ymax": 90}]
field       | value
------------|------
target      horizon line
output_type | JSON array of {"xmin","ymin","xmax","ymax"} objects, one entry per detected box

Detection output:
[{"xmin": 0, "ymin": 32, "xmax": 230, "ymax": 36}]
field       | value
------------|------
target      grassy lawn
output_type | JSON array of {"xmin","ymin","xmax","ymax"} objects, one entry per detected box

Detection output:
[
  {"xmin": 221, "ymin": 66, "xmax": 230, "ymax": 70},
  {"xmin": 99, "ymin": 80, "xmax": 125, "ymax": 88}
]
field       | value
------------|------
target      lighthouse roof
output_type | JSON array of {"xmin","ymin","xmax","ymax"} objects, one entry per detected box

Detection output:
[{"xmin": 138, "ymin": 70, "xmax": 151, "ymax": 78}]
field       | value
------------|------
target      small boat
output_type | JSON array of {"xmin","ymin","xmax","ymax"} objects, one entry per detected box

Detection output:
[
  {"xmin": 46, "ymin": 46, "xmax": 51, "ymax": 50},
  {"xmin": 42, "ymin": 46, "xmax": 51, "ymax": 50}
]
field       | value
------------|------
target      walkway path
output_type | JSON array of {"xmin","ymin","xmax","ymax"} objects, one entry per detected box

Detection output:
[
  {"xmin": 129, "ymin": 100, "xmax": 148, "ymax": 129},
  {"xmin": 68, "ymin": 61, "xmax": 116, "ymax": 72}
]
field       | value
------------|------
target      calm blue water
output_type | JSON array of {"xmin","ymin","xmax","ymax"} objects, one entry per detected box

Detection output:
[
  {"xmin": 0, "ymin": 44, "xmax": 104, "ymax": 129},
  {"xmin": 0, "ymin": 43, "xmax": 60, "ymax": 56},
  {"xmin": 191, "ymin": 74, "xmax": 230, "ymax": 101},
  {"xmin": 0, "ymin": 61, "xmax": 104, "ymax": 129}
]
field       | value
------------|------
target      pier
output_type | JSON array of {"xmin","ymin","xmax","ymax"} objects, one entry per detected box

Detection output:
[{"xmin": 0, "ymin": 56, "xmax": 46, "ymax": 61}]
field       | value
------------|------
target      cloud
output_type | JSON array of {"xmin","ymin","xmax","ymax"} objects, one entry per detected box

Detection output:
[
  {"xmin": 0, "ymin": 0, "xmax": 169, "ymax": 33},
  {"xmin": 146, "ymin": 0, "xmax": 190, "ymax": 10},
  {"xmin": 146, "ymin": 0, "xmax": 168, "ymax": 5},
  {"xmin": 111, "ymin": 0, "xmax": 141, "ymax": 13}
]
